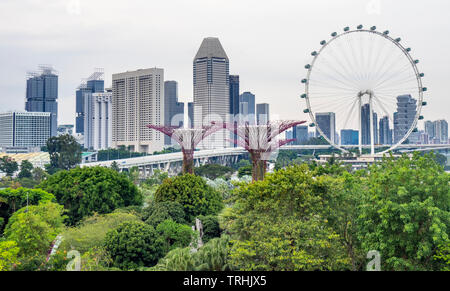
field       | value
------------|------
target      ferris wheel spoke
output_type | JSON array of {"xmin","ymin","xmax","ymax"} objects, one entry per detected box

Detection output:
[
  {"xmin": 337, "ymin": 35, "xmax": 364, "ymax": 83},
  {"xmin": 309, "ymin": 79, "xmax": 357, "ymax": 92},
  {"xmin": 314, "ymin": 56, "xmax": 361, "ymax": 89},
  {"xmin": 375, "ymin": 75, "xmax": 418, "ymax": 92},
  {"xmin": 340, "ymin": 98, "xmax": 359, "ymax": 130},
  {"xmin": 327, "ymin": 43, "xmax": 363, "ymax": 87},
  {"xmin": 372, "ymin": 96, "xmax": 395, "ymax": 124},
  {"xmin": 346, "ymin": 35, "xmax": 365, "ymax": 82},
  {"xmin": 372, "ymin": 55, "xmax": 412, "ymax": 87}
]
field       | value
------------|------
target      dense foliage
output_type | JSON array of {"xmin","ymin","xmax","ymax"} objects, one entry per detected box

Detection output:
[
  {"xmin": 142, "ymin": 201, "xmax": 186, "ymax": 228},
  {"xmin": 0, "ymin": 156, "xmax": 18, "ymax": 177},
  {"xmin": 154, "ymin": 174, "xmax": 223, "ymax": 222},
  {"xmin": 38, "ymin": 166, "xmax": 142, "ymax": 225},
  {"xmin": 194, "ymin": 164, "xmax": 234, "ymax": 180},
  {"xmin": 45, "ymin": 134, "xmax": 82, "ymax": 173},
  {"xmin": 105, "ymin": 221, "xmax": 164, "ymax": 270}
]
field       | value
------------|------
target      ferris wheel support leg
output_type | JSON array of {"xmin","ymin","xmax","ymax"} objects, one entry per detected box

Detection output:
[
  {"xmin": 369, "ymin": 94, "xmax": 375, "ymax": 156},
  {"xmin": 358, "ymin": 97, "xmax": 362, "ymax": 155}
]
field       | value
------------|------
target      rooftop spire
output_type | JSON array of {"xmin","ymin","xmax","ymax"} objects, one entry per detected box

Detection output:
[{"xmin": 194, "ymin": 37, "xmax": 228, "ymax": 60}]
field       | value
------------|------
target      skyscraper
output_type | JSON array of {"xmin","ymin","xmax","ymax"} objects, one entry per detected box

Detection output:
[
  {"xmin": 112, "ymin": 68, "xmax": 164, "ymax": 154},
  {"xmin": 239, "ymin": 92, "xmax": 256, "ymax": 125},
  {"xmin": 424, "ymin": 120, "xmax": 435, "ymax": 142},
  {"xmin": 361, "ymin": 104, "xmax": 379, "ymax": 145},
  {"xmin": 193, "ymin": 37, "xmax": 229, "ymax": 149},
  {"xmin": 76, "ymin": 71, "xmax": 105, "ymax": 135},
  {"xmin": 341, "ymin": 129, "xmax": 359, "ymax": 145},
  {"xmin": 315, "ymin": 112, "xmax": 336, "ymax": 144},
  {"xmin": 293, "ymin": 125, "xmax": 309, "ymax": 145},
  {"xmin": 434, "ymin": 120, "xmax": 449, "ymax": 144},
  {"xmin": 84, "ymin": 92, "xmax": 112, "ymax": 150},
  {"xmin": 229, "ymin": 75, "xmax": 240, "ymax": 117},
  {"xmin": 379, "ymin": 116, "xmax": 392, "ymax": 145},
  {"xmin": 256, "ymin": 103, "xmax": 270, "ymax": 125},
  {"xmin": 164, "ymin": 81, "xmax": 185, "ymax": 145},
  {"xmin": 394, "ymin": 95, "xmax": 417, "ymax": 144},
  {"xmin": 25, "ymin": 66, "xmax": 58, "ymax": 137},
  {"xmin": 187, "ymin": 102, "xmax": 194, "ymax": 128}
]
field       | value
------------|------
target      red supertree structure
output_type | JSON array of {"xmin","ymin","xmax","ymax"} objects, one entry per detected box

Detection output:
[
  {"xmin": 146, "ymin": 124, "xmax": 223, "ymax": 174},
  {"xmin": 219, "ymin": 120, "xmax": 306, "ymax": 181}
]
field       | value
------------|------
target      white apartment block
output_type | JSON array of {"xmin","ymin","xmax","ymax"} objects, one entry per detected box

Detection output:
[
  {"xmin": 0, "ymin": 112, "xmax": 51, "ymax": 148},
  {"xmin": 112, "ymin": 68, "xmax": 164, "ymax": 154},
  {"xmin": 84, "ymin": 92, "xmax": 113, "ymax": 150}
]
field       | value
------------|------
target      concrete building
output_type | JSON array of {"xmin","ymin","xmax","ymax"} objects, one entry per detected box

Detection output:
[
  {"xmin": 256, "ymin": 103, "xmax": 270, "ymax": 125},
  {"xmin": 239, "ymin": 92, "xmax": 256, "ymax": 125},
  {"xmin": 434, "ymin": 120, "xmax": 449, "ymax": 144},
  {"xmin": 379, "ymin": 116, "xmax": 392, "ymax": 145},
  {"xmin": 394, "ymin": 95, "xmax": 418, "ymax": 144},
  {"xmin": 361, "ymin": 104, "xmax": 379, "ymax": 145},
  {"xmin": 112, "ymin": 68, "xmax": 164, "ymax": 154},
  {"xmin": 341, "ymin": 129, "xmax": 359, "ymax": 145},
  {"xmin": 25, "ymin": 66, "xmax": 58, "ymax": 137},
  {"xmin": 0, "ymin": 112, "xmax": 51, "ymax": 149},
  {"xmin": 57, "ymin": 125, "xmax": 74, "ymax": 136},
  {"xmin": 315, "ymin": 112, "xmax": 336, "ymax": 144},
  {"xmin": 193, "ymin": 37, "xmax": 230, "ymax": 149},
  {"xmin": 293, "ymin": 125, "xmax": 309, "ymax": 145},
  {"xmin": 84, "ymin": 92, "xmax": 112, "ymax": 150}
]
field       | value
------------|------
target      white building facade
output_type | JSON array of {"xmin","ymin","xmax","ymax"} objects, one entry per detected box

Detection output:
[
  {"xmin": 112, "ymin": 68, "xmax": 164, "ymax": 154},
  {"xmin": 0, "ymin": 112, "xmax": 51, "ymax": 148},
  {"xmin": 84, "ymin": 92, "xmax": 113, "ymax": 150}
]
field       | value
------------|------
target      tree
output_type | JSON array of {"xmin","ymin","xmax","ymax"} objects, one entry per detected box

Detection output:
[
  {"xmin": 143, "ymin": 169, "xmax": 168, "ymax": 186},
  {"xmin": 39, "ymin": 166, "xmax": 142, "ymax": 225},
  {"xmin": 17, "ymin": 160, "xmax": 33, "ymax": 179},
  {"xmin": 0, "ymin": 156, "xmax": 18, "ymax": 177},
  {"xmin": 110, "ymin": 161, "xmax": 120, "ymax": 172},
  {"xmin": 196, "ymin": 215, "xmax": 221, "ymax": 243},
  {"xmin": 45, "ymin": 134, "xmax": 82, "ymax": 173},
  {"xmin": 105, "ymin": 221, "xmax": 165, "ymax": 269},
  {"xmin": 154, "ymin": 174, "xmax": 223, "ymax": 222},
  {"xmin": 0, "ymin": 241, "xmax": 20, "ymax": 271},
  {"xmin": 142, "ymin": 201, "xmax": 186, "ymax": 228},
  {"xmin": 156, "ymin": 219, "xmax": 194, "ymax": 253},
  {"xmin": 356, "ymin": 153, "xmax": 450, "ymax": 271},
  {"xmin": 4, "ymin": 202, "xmax": 65, "ymax": 258},
  {"xmin": 226, "ymin": 164, "xmax": 351, "ymax": 271},
  {"xmin": 194, "ymin": 164, "xmax": 234, "ymax": 180},
  {"xmin": 32, "ymin": 167, "xmax": 49, "ymax": 183},
  {"xmin": 0, "ymin": 188, "xmax": 55, "ymax": 232},
  {"xmin": 237, "ymin": 165, "xmax": 252, "ymax": 178}
]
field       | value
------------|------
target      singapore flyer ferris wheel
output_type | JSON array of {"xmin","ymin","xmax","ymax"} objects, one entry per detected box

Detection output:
[{"xmin": 301, "ymin": 25, "xmax": 427, "ymax": 156}]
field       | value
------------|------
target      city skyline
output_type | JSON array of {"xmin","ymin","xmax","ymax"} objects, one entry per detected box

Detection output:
[{"xmin": 1, "ymin": 0, "xmax": 449, "ymax": 129}]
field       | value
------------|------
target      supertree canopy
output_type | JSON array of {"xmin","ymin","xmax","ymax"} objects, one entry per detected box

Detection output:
[
  {"xmin": 146, "ymin": 124, "xmax": 223, "ymax": 174},
  {"xmin": 219, "ymin": 120, "xmax": 306, "ymax": 181}
]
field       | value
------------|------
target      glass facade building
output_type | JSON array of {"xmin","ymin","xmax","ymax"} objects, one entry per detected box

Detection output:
[
  {"xmin": 164, "ymin": 81, "xmax": 185, "ymax": 145},
  {"xmin": 340, "ymin": 129, "xmax": 359, "ymax": 145},
  {"xmin": 315, "ymin": 112, "xmax": 336, "ymax": 144},
  {"xmin": 76, "ymin": 78, "xmax": 105, "ymax": 134}
]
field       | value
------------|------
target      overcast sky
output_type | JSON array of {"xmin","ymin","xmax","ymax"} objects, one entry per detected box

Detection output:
[{"xmin": 0, "ymin": 0, "xmax": 449, "ymax": 128}]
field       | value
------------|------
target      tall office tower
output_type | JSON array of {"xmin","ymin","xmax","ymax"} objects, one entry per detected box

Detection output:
[
  {"xmin": 76, "ymin": 71, "xmax": 105, "ymax": 135},
  {"xmin": 434, "ymin": 120, "xmax": 449, "ymax": 144},
  {"xmin": 25, "ymin": 65, "xmax": 58, "ymax": 137},
  {"xmin": 229, "ymin": 75, "xmax": 240, "ymax": 148},
  {"xmin": 256, "ymin": 103, "xmax": 270, "ymax": 125},
  {"xmin": 315, "ymin": 112, "xmax": 336, "ymax": 144},
  {"xmin": 112, "ymin": 68, "xmax": 164, "ymax": 154},
  {"xmin": 164, "ymin": 81, "xmax": 185, "ymax": 145},
  {"xmin": 0, "ymin": 112, "xmax": 51, "ymax": 148},
  {"xmin": 379, "ymin": 116, "xmax": 391, "ymax": 145},
  {"xmin": 187, "ymin": 102, "xmax": 194, "ymax": 128},
  {"xmin": 394, "ymin": 95, "xmax": 418, "ymax": 144},
  {"xmin": 84, "ymin": 92, "xmax": 112, "ymax": 150},
  {"xmin": 361, "ymin": 104, "xmax": 379, "ymax": 145},
  {"xmin": 424, "ymin": 120, "xmax": 435, "ymax": 142},
  {"xmin": 239, "ymin": 92, "xmax": 256, "ymax": 124},
  {"xmin": 193, "ymin": 37, "xmax": 230, "ymax": 149},
  {"xmin": 340, "ymin": 129, "xmax": 359, "ymax": 145},
  {"xmin": 293, "ymin": 125, "xmax": 309, "ymax": 145}
]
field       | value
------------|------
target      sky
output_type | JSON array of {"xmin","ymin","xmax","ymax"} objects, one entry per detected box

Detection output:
[{"xmin": 0, "ymin": 0, "xmax": 449, "ymax": 129}]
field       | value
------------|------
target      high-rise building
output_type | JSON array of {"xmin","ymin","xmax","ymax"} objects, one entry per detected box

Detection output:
[
  {"xmin": 229, "ymin": 75, "xmax": 240, "ymax": 117},
  {"xmin": 424, "ymin": 120, "xmax": 435, "ymax": 143},
  {"xmin": 394, "ymin": 95, "xmax": 418, "ymax": 144},
  {"xmin": 256, "ymin": 103, "xmax": 270, "ymax": 125},
  {"xmin": 361, "ymin": 104, "xmax": 379, "ymax": 145},
  {"xmin": 315, "ymin": 112, "xmax": 336, "ymax": 144},
  {"xmin": 112, "ymin": 68, "xmax": 164, "ymax": 154},
  {"xmin": 25, "ymin": 66, "xmax": 58, "ymax": 137},
  {"xmin": 239, "ymin": 92, "xmax": 256, "ymax": 125},
  {"xmin": 164, "ymin": 81, "xmax": 185, "ymax": 145},
  {"xmin": 57, "ymin": 125, "xmax": 74, "ymax": 136},
  {"xmin": 193, "ymin": 37, "xmax": 230, "ymax": 149},
  {"xmin": 84, "ymin": 92, "xmax": 112, "ymax": 150},
  {"xmin": 293, "ymin": 125, "xmax": 309, "ymax": 145},
  {"xmin": 379, "ymin": 116, "xmax": 392, "ymax": 145},
  {"xmin": 0, "ymin": 112, "xmax": 51, "ymax": 148},
  {"xmin": 434, "ymin": 120, "xmax": 449, "ymax": 144},
  {"xmin": 340, "ymin": 129, "xmax": 359, "ymax": 145},
  {"xmin": 75, "ymin": 71, "xmax": 105, "ymax": 135},
  {"xmin": 187, "ymin": 102, "xmax": 194, "ymax": 128}
]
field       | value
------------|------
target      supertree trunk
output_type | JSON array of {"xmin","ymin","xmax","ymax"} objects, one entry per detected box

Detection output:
[
  {"xmin": 250, "ymin": 151, "xmax": 266, "ymax": 182},
  {"xmin": 182, "ymin": 149, "xmax": 195, "ymax": 174}
]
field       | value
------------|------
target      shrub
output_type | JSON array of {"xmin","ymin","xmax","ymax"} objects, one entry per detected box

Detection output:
[
  {"xmin": 105, "ymin": 221, "xmax": 164, "ymax": 270},
  {"xmin": 154, "ymin": 174, "xmax": 223, "ymax": 222},
  {"xmin": 142, "ymin": 201, "xmax": 186, "ymax": 228},
  {"xmin": 197, "ymin": 215, "xmax": 221, "ymax": 243},
  {"xmin": 156, "ymin": 219, "xmax": 194, "ymax": 253}
]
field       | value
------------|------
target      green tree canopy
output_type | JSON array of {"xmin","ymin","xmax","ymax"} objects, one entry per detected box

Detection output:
[
  {"xmin": 39, "ymin": 166, "xmax": 142, "ymax": 225},
  {"xmin": 142, "ymin": 201, "xmax": 186, "ymax": 228},
  {"xmin": 154, "ymin": 174, "xmax": 223, "ymax": 222},
  {"xmin": 45, "ymin": 134, "xmax": 82, "ymax": 173},
  {"xmin": 156, "ymin": 219, "xmax": 194, "ymax": 253},
  {"xmin": 194, "ymin": 164, "xmax": 234, "ymax": 180},
  {"xmin": 0, "ymin": 156, "xmax": 18, "ymax": 177},
  {"xmin": 0, "ymin": 241, "xmax": 20, "ymax": 271},
  {"xmin": 104, "ymin": 221, "xmax": 164, "ymax": 269},
  {"xmin": 18, "ymin": 160, "xmax": 33, "ymax": 179}
]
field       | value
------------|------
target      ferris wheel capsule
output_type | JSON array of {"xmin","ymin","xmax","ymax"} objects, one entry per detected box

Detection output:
[
  {"xmin": 395, "ymin": 37, "xmax": 401, "ymax": 42},
  {"xmin": 422, "ymin": 102, "xmax": 427, "ymax": 106},
  {"xmin": 301, "ymin": 79, "xmax": 308, "ymax": 84},
  {"xmin": 331, "ymin": 32, "xmax": 337, "ymax": 37},
  {"xmin": 406, "ymin": 48, "xmax": 412, "ymax": 52},
  {"xmin": 422, "ymin": 87, "xmax": 428, "ymax": 92},
  {"xmin": 357, "ymin": 25, "xmax": 363, "ymax": 29},
  {"xmin": 301, "ymin": 94, "xmax": 307, "ymax": 99},
  {"xmin": 309, "ymin": 123, "xmax": 315, "ymax": 128},
  {"xmin": 303, "ymin": 109, "xmax": 310, "ymax": 113},
  {"xmin": 311, "ymin": 51, "xmax": 318, "ymax": 56},
  {"xmin": 414, "ymin": 59, "xmax": 420, "ymax": 64},
  {"xmin": 419, "ymin": 116, "xmax": 424, "ymax": 120},
  {"xmin": 320, "ymin": 40, "xmax": 326, "ymax": 45},
  {"xmin": 305, "ymin": 64, "xmax": 311, "ymax": 69},
  {"xmin": 419, "ymin": 73, "xmax": 425, "ymax": 77},
  {"xmin": 370, "ymin": 26, "xmax": 377, "ymax": 31},
  {"xmin": 413, "ymin": 128, "xmax": 419, "ymax": 133},
  {"xmin": 383, "ymin": 30, "xmax": 389, "ymax": 35},
  {"xmin": 344, "ymin": 27, "xmax": 350, "ymax": 32}
]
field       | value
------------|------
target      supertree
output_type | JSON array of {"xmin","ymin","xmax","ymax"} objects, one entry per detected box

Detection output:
[
  {"xmin": 146, "ymin": 124, "xmax": 223, "ymax": 174},
  {"xmin": 219, "ymin": 120, "xmax": 306, "ymax": 181}
]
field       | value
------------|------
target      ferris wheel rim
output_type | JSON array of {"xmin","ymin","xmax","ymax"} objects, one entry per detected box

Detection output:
[{"xmin": 303, "ymin": 27, "xmax": 424, "ymax": 155}]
